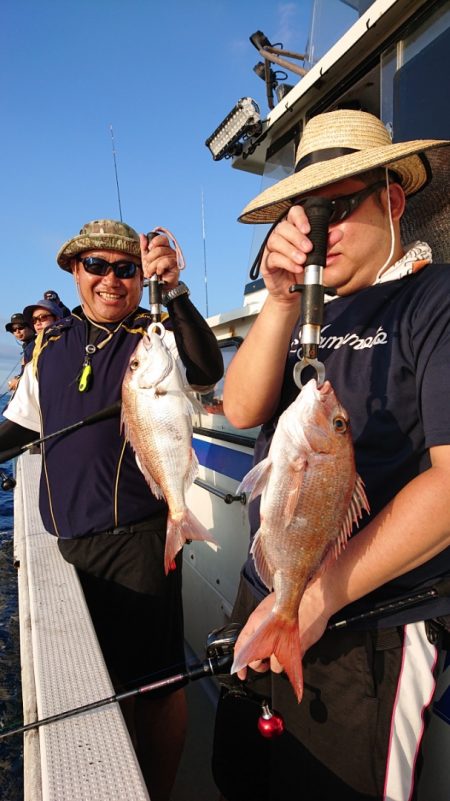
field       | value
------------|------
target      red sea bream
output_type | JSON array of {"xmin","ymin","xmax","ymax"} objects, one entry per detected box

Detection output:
[{"xmin": 232, "ymin": 378, "xmax": 369, "ymax": 701}]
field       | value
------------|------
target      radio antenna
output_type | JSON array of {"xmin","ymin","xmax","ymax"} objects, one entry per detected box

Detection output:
[
  {"xmin": 201, "ymin": 189, "xmax": 209, "ymax": 317},
  {"xmin": 109, "ymin": 124, "xmax": 123, "ymax": 221}
]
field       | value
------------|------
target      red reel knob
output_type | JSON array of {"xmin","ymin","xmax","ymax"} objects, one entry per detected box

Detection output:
[{"xmin": 257, "ymin": 703, "xmax": 284, "ymax": 738}]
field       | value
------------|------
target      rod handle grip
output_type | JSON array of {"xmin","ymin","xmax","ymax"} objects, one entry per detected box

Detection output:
[{"xmin": 303, "ymin": 197, "xmax": 333, "ymax": 268}]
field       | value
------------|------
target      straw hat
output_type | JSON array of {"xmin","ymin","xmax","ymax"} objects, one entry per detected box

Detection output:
[
  {"xmin": 57, "ymin": 219, "xmax": 141, "ymax": 271},
  {"xmin": 239, "ymin": 110, "xmax": 449, "ymax": 224}
]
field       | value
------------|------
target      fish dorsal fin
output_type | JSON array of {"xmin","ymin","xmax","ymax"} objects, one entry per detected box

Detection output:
[
  {"xmin": 250, "ymin": 529, "xmax": 274, "ymax": 591},
  {"xmin": 237, "ymin": 458, "xmax": 272, "ymax": 502},
  {"xmin": 183, "ymin": 386, "xmax": 205, "ymax": 415},
  {"xmin": 334, "ymin": 472, "xmax": 370, "ymax": 557}
]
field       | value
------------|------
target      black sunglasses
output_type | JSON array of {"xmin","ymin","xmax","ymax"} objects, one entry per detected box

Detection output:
[
  {"xmin": 12, "ymin": 325, "xmax": 26, "ymax": 332},
  {"xmin": 80, "ymin": 257, "xmax": 141, "ymax": 279},
  {"xmin": 293, "ymin": 181, "xmax": 386, "ymax": 225}
]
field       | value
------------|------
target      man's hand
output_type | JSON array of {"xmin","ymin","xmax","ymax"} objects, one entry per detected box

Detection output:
[
  {"xmin": 8, "ymin": 377, "xmax": 20, "ymax": 392},
  {"xmin": 140, "ymin": 233, "xmax": 180, "ymax": 289},
  {"xmin": 262, "ymin": 205, "xmax": 342, "ymax": 302},
  {"xmin": 233, "ymin": 578, "xmax": 331, "ymax": 682}
]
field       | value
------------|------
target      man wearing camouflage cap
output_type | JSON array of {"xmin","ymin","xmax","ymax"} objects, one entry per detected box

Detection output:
[{"xmin": 0, "ymin": 218, "xmax": 223, "ymax": 801}]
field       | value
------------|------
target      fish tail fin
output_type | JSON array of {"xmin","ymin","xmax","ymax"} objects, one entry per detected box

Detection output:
[
  {"xmin": 231, "ymin": 612, "xmax": 303, "ymax": 702},
  {"xmin": 164, "ymin": 509, "xmax": 216, "ymax": 574}
]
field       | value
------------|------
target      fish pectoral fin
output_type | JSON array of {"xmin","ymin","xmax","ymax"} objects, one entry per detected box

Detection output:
[
  {"xmin": 283, "ymin": 481, "xmax": 303, "ymax": 525},
  {"xmin": 184, "ymin": 448, "xmax": 199, "ymax": 491},
  {"xmin": 183, "ymin": 389, "xmax": 205, "ymax": 415},
  {"xmin": 291, "ymin": 455, "xmax": 307, "ymax": 473},
  {"xmin": 237, "ymin": 458, "xmax": 272, "ymax": 501},
  {"xmin": 250, "ymin": 530, "xmax": 274, "ymax": 590},
  {"xmin": 134, "ymin": 453, "xmax": 165, "ymax": 499}
]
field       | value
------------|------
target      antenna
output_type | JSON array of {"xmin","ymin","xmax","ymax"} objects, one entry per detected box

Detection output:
[
  {"xmin": 109, "ymin": 125, "xmax": 123, "ymax": 222},
  {"xmin": 201, "ymin": 189, "xmax": 209, "ymax": 317}
]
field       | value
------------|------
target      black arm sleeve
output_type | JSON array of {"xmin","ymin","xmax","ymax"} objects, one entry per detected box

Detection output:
[
  {"xmin": 167, "ymin": 294, "xmax": 224, "ymax": 387},
  {"xmin": 0, "ymin": 419, "xmax": 39, "ymax": 456}
]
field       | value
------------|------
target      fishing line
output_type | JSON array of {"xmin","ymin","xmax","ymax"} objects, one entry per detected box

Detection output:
[{"xmin": 0, "ymin": 359, "xmax": 23, "ymax": 397}]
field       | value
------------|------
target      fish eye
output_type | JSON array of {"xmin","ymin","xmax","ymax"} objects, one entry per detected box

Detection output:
[
  {"xmin": 333, "ymin": 415, "xmax": 348, "ymax": 433},
  {"xmin": 129, "ymin": 358, "xmax": 139, "ymax": 371}
]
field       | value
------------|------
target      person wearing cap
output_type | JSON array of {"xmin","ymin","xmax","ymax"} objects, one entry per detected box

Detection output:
[
  {"xmin": 23, "ymin": 298, "xmax": 64, "ymax": 333},
  {"xmin": 4, "ymin": 313, "xmax": 35, "ymax": 392},
  {"xmin": 0, "ymin": 219, "xmax": 223, "ymax": 801},
  {"xmin": 212, "ymin": 110, "xmax": 450, "ymax": 801},
  {"xmin": 43, "ymin": 289, "xmax": 71, "ymax": 317}
]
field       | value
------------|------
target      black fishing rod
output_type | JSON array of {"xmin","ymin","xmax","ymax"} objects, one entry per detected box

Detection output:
[
  {"xmin": 0, "ymin": 401, "xmax": 121, "ymax": 467},
  {"xmin": 328, "ymin": 577, "xmax": 450, "ymax": 630},
  {"xmin": 0, "ymin": 623, "xmax": 240, "ymax": 741}
]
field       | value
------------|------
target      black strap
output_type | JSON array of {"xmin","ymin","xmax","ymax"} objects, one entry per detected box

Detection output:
[{"xmin": 295, "ymin": 147, "xmax": 357, "ymax": 172}]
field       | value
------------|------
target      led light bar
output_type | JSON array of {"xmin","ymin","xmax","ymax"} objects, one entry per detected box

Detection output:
[{"xmin": 205, "ymin": 97, "xmax": 261, "ymax": 161}]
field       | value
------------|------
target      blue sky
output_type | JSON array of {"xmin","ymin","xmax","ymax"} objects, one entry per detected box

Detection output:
[{"xmin": 0, "ymin": 0, "xmax": 357, "ymax": 392}]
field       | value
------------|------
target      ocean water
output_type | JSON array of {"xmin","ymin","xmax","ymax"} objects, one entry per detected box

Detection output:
[{"xmin": 0, "ymin": 456, "xmax": 23, "ymax": 801}]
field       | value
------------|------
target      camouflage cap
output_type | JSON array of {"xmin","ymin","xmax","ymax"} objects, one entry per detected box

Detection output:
[{"xmin": 56, "ymin": 219, "xmax": 141, "ymax": 271}]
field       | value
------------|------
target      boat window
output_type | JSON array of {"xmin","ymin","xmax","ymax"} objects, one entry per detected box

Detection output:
[
  {"xmin": 381, "ymin": 1, "xmax": 450, "ymax": 139},
  {"xmin": 307, "ymin": 0, "xmax": 371, "ymax": 68},
  {"xmin": 248, "ymin": 136, "xmax": 297, "ymax": 268}
]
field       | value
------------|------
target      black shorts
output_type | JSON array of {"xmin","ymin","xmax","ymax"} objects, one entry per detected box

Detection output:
[
  {"xmin": 212, "ymin": 576, "xmax": 441, "ymax": 801},
  {"xmin": 58, "ymin": 513, "xmax": 185, "ymax": 694}
]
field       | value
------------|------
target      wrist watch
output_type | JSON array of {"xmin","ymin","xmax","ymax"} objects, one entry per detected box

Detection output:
[{"xmin": 161, "ymin": 281, "xmax": 190, "ymax": 306}]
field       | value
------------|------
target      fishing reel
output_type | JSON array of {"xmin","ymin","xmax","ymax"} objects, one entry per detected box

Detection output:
[
  {"xmin": 0, "ymin": 470, "xmax": 16, "ymax": 491},
  {"xmin": 208, "ymin": 622, "xmax": 285, "ymax": 738}
]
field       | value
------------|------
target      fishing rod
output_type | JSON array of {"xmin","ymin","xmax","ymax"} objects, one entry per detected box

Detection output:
[
  {"xmin": 0, "ymin": 401, "xmax": 121, "ymax": 467},
  {"xmin": 328, "ymin": 577, "xmax": 450, "ymax": 630},
  {"xmin": 0, "ymin": 623, "xmax": 241, "ymax": 741}
]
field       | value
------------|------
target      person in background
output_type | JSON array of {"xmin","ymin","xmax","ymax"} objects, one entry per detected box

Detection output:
[
  {"xmin": 4, "ymin": 312, "xmax": 36, "ymax": 392},
  {"xmin": 0, "ymin": 218, "xmax": 223, "ymax": 801},
  {"xmin": 23, "ymin": 298, "xmax": 63, "ymax": 334},
  {"xmin": 43, "ymin": 288, "xmax": 71, "ymax": 317},
  {"xmin": 212, "ymin": 110, "xmax": 450, "ymax": 801}
]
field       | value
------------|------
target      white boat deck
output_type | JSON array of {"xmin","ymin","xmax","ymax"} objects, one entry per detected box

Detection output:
[
  {"xmin": 13, "ymin": 449, "xmax": 220, "ymax": 801},
  {"xmin": 14, "ymin": 450, "xmax": 150, "ymax": 801}
]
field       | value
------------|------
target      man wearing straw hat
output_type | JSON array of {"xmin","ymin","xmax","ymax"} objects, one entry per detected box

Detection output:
[
  {"xmin": 212, "ymin": 110, "xmax": 450, "ymax": 801},
  {"xmin": 0, "ymin": 221, "xmax": 223, "ymax": 801}
]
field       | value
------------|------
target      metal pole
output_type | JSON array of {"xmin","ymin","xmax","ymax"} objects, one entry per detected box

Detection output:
[
  {"xmin": 109, "ymin": 124, "xmax": 123, "ymax": 222},
  {"xmin": 201, "ymin": 189, "xmax": 209, "ymax": 317}
]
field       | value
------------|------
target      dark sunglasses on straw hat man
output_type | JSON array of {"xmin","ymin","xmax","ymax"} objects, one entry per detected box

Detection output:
[{"xmin": 239, "ymin": 109, "xmax": 450, "ymax": 225}]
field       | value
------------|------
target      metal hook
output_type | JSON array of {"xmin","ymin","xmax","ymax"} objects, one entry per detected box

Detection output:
[{"xmin": 293, "ymin": 357, "xmax": 326, "ymax": 389}]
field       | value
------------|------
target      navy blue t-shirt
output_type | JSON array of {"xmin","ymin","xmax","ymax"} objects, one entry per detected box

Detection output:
[
  {"xmin": 243, "ymin": 264, "xmax": 450, "ymax": 626},
  {"xmin": 36, "ymin": 308, "xmax": 167, "ymax": 539}
]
